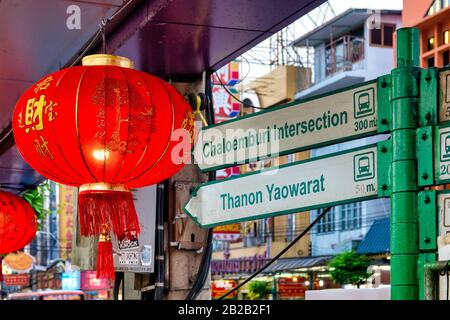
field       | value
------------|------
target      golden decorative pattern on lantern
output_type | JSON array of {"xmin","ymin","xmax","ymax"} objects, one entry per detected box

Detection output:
[
  {"xmin": 82, "ymin": 54, "xmax": 133, "ymax": 69},
  {"xmin": 17, "ymin": 75, "xmax": 57, "ymax": 135},
  {"xmin": 18, "ymin": 95, "xmax": 58, "ymax": 133},
  {"xmin": 33, "ymin": 135, "xmax": 54, "ymax": 160},
  {"xmin": 34, "ymin": 76, "xmax": 53, "ymax": 93},
  {"xmin": 79, "ymin": 182, "xmax": 129, "ymax": 192},
  {"xmin": 99, "ymin": 223, "xmax": 111, "ymax": 242},
  {"xmin": 107, "ymin": 87, "xmax": 129, "ymax": 155},
  {"xmin": 181, "ymin": 110, "xmax": 196, "ymax": 143}
]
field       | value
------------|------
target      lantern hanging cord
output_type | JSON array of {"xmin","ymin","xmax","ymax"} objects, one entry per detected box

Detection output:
[
  {"xmin": 193, "ymin": 95, "xmax": 209, "ymax": 126},
  {"xmin": 218, "ymin": 206, "xmax": 331, "ymax": 300},
  {"xmin": 67, "ymin": 0, "xmax": 139, "ymax": 67},
  {"xmin": 100, "ymin": 18, "xmax": 109, "ymax": 54}
]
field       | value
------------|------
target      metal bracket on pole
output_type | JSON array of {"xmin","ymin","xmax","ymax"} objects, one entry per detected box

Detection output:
[
  {"xmin": 377, "ymin": 75, "xmax": 392, "ymax": 133},
  {"xmin": 377, "ymin": 140, "xmax": 392, "ymax": 197},
  {"xmin": 416, "ymin": 126, "xmax": 435, "ymax": 187},
  {"xmin": 417, "ymin": 190, "xmax": 437, "ymax": 251},
  {"xmin": 419, "ymin": 68, "xmax": 438, "ymax": 127},
  {"xmin": 419, "ymin": 254, "xmax": 438, "ymax": 300}
]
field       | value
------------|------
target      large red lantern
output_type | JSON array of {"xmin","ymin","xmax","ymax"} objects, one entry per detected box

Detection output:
[
  {"xmin": 0, "ymin": 191, "xmax": 37, "ymax": 254},
  {"xmin": 12, "ymin": 55, "xmax": 194, "ymax": 279}
]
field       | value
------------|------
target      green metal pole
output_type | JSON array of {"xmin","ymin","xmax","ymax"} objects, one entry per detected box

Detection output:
[{"xmin": 390, "ymin": 27, "xmax": 421, "ymax": 300}]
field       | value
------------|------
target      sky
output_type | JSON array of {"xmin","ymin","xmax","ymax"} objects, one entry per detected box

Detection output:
[{"xmin": 329, "ymin": 0, "xmax": 403, "ymax": 12}]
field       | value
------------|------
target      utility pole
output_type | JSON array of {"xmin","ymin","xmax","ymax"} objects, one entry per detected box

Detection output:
[{"xmin": 390, "ymin": 27, "xmax": 421, "ymax": 300}]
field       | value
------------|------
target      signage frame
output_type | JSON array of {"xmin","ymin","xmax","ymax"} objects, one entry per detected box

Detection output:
[
  {"xmin": 185, "ymin": 144, "xmax": 381, "ymax": 228},
  {"xmin": 194, "ymin": 78, "xmax": 386, "ymax": 172},
  {"xmin": 438, "ymin": 66, "xmax": 450, "ymax": 124}
]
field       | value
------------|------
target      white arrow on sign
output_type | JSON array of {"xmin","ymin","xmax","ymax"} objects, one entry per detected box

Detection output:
[
  {"xmin": 194, "ymin": 79, "xmax": 381, "ymax": 172},
  {"xmin": 185, "ymin": 145, "xmax": 379, "ymax": 228}
]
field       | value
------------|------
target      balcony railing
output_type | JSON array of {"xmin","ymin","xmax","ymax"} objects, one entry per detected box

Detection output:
[{"xmin": 325, "ymin": 35, "xmax": 365, "ymax": 77}]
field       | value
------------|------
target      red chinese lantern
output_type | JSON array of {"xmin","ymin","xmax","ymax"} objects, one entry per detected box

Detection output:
[
  {"xmin": 0, "ymin": 191, "xmax": 37, "ymax": 254},
  {"xmin": 12, "ymin": 54, "xmax": 194, "ymax": 279}
]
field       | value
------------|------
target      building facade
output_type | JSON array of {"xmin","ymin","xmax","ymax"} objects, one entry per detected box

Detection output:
[
  {"xmin": 211, "ymin": 62, "xmax": 323, "ymax": 299},
  {"xmin": 292, "ymin": 8, "xmax": 402, "ymax": 257},
  {"xmin": 403, "ymin": 0, "xmax": 450, "ymax": 68}
]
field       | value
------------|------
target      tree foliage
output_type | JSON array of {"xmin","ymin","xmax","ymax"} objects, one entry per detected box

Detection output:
[
  {"xmin": 22, "ymin": 180, "xmax": 51, "ymax": 230},
  {"xmin": 328, "ymin": 251, "xmax": 371, "ymax": 287},
  {"xmin": 247, "ymin": 280, "xmax": 271, "ymax": 300}
]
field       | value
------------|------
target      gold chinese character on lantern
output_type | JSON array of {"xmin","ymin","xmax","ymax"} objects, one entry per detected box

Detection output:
[
  {"xmin": 20, "ymin": 95, "xmax": 58, "ymax": 133},
  {"xmin": 34, "ymin": 76, "xmax": 53, "ymax": 93},
  {"xmin": 181, "ymin": 110, "xmax": 195, "ymax": 143},
  {"xmin": 34, "ymin": 135, "xmax": 54, "ymax": 160},
  {"xmin": 44, "ymin": 100, "xmax": 58, "ymax": 121}
]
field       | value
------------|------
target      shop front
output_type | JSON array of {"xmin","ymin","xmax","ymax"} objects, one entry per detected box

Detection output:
[
  {"xmin": 80, "ymin": 271, "xmax": 113, "ymax": 300},
  {"xmin": 211, "ymin": 279, "xmax": 238, "ymax": 300},
  {"xmin": 211, "ymin": 255, "xmax": 336, "ymax": 300}
]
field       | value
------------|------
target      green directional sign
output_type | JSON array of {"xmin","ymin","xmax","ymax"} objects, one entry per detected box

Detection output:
[
  {"xmin": 435, "ymin": 124, "xmax": 450, "ymax": 183},
  {"xmin": 437, "ymin": 191, "xmax": 450, "ymax": 261},
  {"xmin": 185, "ymin": 145, "xmax": 379, "ymax": 228},
  {"xmin": 194, "ymin": 79, "xmax": 384, "ymax": 172},
  {"xmin": 439, "ymin": 68, "xmax": 450, "ymax": 123}
]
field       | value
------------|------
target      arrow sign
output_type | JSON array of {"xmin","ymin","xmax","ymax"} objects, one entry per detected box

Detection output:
[
  {"xmin": 185, "ymin": 145, "xmax": 379, "ymax": 228},
  {"xmin": 194, "ymin": 79, "xmax": 382, "ymax": 172}
]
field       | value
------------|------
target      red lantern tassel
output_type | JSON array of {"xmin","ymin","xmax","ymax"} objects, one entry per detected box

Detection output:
[
  {"xmin": 96, "ymin": 225, "xmax": 115, "ymax": 280},
  {"xmin": 78, "ymin": 184, "xmax": 140, "ymax": 239}
]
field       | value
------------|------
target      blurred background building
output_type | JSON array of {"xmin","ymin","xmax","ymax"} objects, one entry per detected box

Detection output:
[{"xmin": 210, "ymin": 3, "xmax": 403, "ymax": 299}]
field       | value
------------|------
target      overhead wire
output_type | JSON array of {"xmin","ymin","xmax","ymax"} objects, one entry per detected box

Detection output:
[
  {"xmin": 211, "ymin": 209, "xmax": 390, "ymax": 241},
  {"xmin": 184, "ymin": 71, "xmax": 215, "ymax": 300},
  {"xmin": 214, "ymin": 71, "xmax": 265, "ymax": 110},
  {"xmin": 218, "ymin": 206, "xmax": 331, "ymax": 299}
]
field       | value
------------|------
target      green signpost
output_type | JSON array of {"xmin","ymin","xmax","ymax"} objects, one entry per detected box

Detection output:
[
  {"xmin": 186, "ymin": 27, "xmax": 450, "ymax": 300},
  {"xmin": 193, "ymin": 79, "xmax": 383, "ymax": 172},
  {"xmin": 185, "ymin": 145, "xmax": 378, "ymax": 228}
]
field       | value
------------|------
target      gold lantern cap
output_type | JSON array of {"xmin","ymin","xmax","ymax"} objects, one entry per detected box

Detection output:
[
  {"xmin": 82, "ymin": 54, "xmax": 134, "ymax": 69},
  {"xmin": 79, "ymin": 182, "xmax": 130, "ymax": 193}
]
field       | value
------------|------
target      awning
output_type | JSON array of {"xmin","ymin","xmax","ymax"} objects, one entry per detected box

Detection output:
[
  {"xmin": 357, "ymin": 217, "xmax": 390, "ymax": 255},
  {"xmin": 294, "ymin": 72, "xmax": 364, "ymax": 100},
  {"xmin": 0, "ymin": 0, "xmax": 327, "ymax": 194},
  {"xmin": 291, "ymin": 8, "xmax": 401, "ymax": 47},
  {"xmin": 262, "ymin": 255, "xmax": 333, "ymax": 273}
]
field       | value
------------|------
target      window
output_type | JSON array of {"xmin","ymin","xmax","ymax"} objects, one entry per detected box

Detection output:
[
  {"xmin": 324, "ymin": 34, "xmax": 365, "ymax": 76},
  {"xmin": 426, "ymin": 0, "xmax": 450, "ymax": 16},
  {"xmin": 370, "ymin": 28, "xmax": 382, "ymax": 46},
  {"xmin": 370, "ymin": 23, "xmax": 396, "ymax": 47},
  {"xmin": 428, "ymin": 57, "xmax": 435, "ymax": 67},
  {"xmin": 316, "ymin": 208, "xmax": 335, "ymax": 234},
  {"xmin": 383, "ymin": 25, "xmax": 394, "ymax": 47},
  {"xmin": 443, "ymin": 50, "xmax": 449, "ymax": 66},
  {"xmin": 444, "ymin": 30, "xmax": 449, "ymax": 45},
  {"xmin": 428, "ymin": 37, "xmax": 436, "ymax": 51},
  {"xmin": 340, "ymin": 202, "xmax": 362, "ymax": 231}
]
